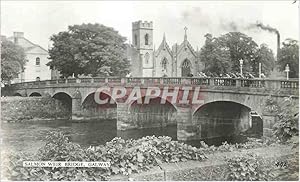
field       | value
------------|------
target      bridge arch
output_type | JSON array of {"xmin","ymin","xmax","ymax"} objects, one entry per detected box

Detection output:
[
  {"xmin": 81, "ymin": 91, "xmax": 117, "ymax": 120},
  {"xmin": 128, "ymin": 96, "xmax": 178, "ymax": 129},
  {"xmin": 195, "ymin": 93, "xmax": 265, "ymax": 116},
  {"xmin": 193, "ymin": 100, "xmax": 263, "ymax": 140},
  {"xmin": 127, "ymin": 95, "xmax": 179, "ymax": 112},
  {"xmin": 51, "ymin": 90, "xmax": 74, "ymax": 99},
  {"xmin": 29, "ymin": 92, "xmax": 42, "ymax": 97},
  {"xmin": 13, "ymin": 92, "xmax": 22, "ymax": 96},
  {"xmin": 81, "ymin": 89, "xmax": 115, "ymax": 105},
  {"xmin": 52, "ymin": 92, "xmax": 72, "ymax": 114}
]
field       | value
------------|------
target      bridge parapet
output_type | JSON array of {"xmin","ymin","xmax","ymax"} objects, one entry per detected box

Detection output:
[{"xmin": 7, "ymin": 77, "xmax": 299, "ymax": 98}]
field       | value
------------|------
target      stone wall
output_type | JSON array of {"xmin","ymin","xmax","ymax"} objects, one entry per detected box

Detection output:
[
  {"xmin": 80, "ymin": 107, "xmax": 117, "ymax": 120},
  {"xmin": 1, "ymin": 96, "xmax": 70, "ymax": 122}
]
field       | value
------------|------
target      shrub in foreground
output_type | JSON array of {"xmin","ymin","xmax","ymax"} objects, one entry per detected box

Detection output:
[
  {"xmin": 1, "ymin": 132, "xmax": 207, "ymax": 181},
  {"xmin": 226, "ymin": 153, "xmax": 269, "ymax": 181}
]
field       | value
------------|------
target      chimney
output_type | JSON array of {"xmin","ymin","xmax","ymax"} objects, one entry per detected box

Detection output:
[
  {"xmin": 13, "ymin": 32, "xmax": 24, "ymax": 44},
  {"xmin": 13, "ymin": 32, "xmax": 24, "ymax": 38}
]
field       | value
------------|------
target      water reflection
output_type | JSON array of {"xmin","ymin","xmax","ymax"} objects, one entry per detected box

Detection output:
[{"xmin": 1, "ymin": 119, "xmax": 251, "ymax": 154}]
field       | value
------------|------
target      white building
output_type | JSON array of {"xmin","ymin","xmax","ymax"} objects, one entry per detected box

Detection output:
[
  {"xmin": 127, "ymin": 21, "xmax": 203, "ymax": 77},
  {"xmin": 8, "ymin": 32, "xmax": 51, "ymax": 82}
]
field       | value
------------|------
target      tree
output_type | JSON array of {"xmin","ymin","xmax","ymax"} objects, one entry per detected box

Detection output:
[
  {"xmin": 218, "ymin": 32, "xmax": 259, "ymax": 74},
  {"xmin": 1, "ymin": 37, "xmax": 26, "ymax": 83},
  {"xmin": 47, "ymin": 23, "xmax": 131, "ymax": 78},
  {"xmin": 199, "ymin": 32, "xmax": 276, "ymax": 76},
  {"xmin": 199, "ymin": 34, "xmax": 231, "ymax": 74},
  {"xmin": 254, "ymin": 44, "xmax": 275, "ymax": 76},
  {"xmin": 277, "ymin": 39, "xmax": 299, "ymax": 78}
]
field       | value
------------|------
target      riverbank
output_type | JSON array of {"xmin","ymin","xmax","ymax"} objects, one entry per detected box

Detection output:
[
  {"xmin": 111, "ymin": 144, "xmax": 298, "ymax": 181},
  {"xmin": 1, "ymin": 96, "xmax": 70, "ymax": 123},
  {"xmin": 1, "ymin": 132, "xmax": 298, "ymax": 181}
]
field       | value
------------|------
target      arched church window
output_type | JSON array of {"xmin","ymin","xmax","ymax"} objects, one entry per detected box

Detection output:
[
  {"xmin": 161, "ymin": 58, "xmax": 167, "ymax": 70},
  {"xmin": 134, "ymin": 34, "xmax": 137, "ymax": 46},
  {"xmin": 145, "ymin": 52, "xmax": 150, "ymax": 64},
  {"xmin": 145, "ymin": 34, "xmax": 149, "ymax": 45},
  {"xmin": 182, "ymin": 59, "xmax": 191, "ymax": 68},
  {"xmin": 181, "ymin": 59, "xmax": 191, "ymax": 77},
  {"xmin": 36, "ymin": 57, "xmax": 40, "ymax": 66}
]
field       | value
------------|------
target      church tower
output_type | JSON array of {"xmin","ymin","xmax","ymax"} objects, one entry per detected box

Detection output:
[{"xmin": 132, "ymin": 20, "xmax": 154, "ymax": 77}]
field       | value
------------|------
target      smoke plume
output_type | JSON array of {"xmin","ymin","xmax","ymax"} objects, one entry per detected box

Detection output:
[
  {"xmin": 249, "ymin": 21, "xmax": 281, "ymax": 60},
  {"xmin": 250, "ymin": 21, "xmax": 279, "ymax": 35}
]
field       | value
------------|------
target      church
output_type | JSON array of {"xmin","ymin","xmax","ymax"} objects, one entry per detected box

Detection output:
[{"xmin": 127, "ymin": 20, "xmax": 204, "ymax": 77}]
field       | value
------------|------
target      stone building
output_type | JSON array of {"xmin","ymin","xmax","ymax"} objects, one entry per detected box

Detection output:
[
  {"xmin": 8, "ymin": 32, "xmax": 51, "ymax": 82},
  {"xmin": 127, "ymin": 20, "xmax": 204, "ymax": 77}
]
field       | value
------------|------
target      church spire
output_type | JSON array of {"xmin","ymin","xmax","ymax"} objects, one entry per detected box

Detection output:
[
  {"xmin": 163, "ymin": 33, "xmax": 166, "ymax": 50},
  {"xmin": 184, "ymin": 26, "xmax": 188, "ymax": 41}
]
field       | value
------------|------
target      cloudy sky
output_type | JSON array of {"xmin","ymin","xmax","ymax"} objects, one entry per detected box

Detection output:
[{"xmin": 1, "ymin": 1, "xmax": 299, "ymax": 55}]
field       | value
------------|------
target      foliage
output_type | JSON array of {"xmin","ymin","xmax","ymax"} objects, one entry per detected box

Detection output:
[
  {"xmin": 199, "ymin": 32, "xmax": 275, "ymax": 76},
  {"xmin": 87, "ymin": 136, "xmax": 206, "ymax": 176},
  {"xmin": 1, "ymin": 37, "xmax": 27, "ymax": 83},
  {"xmin": 218, "ymin": 32, "xmax": 259, "ymax": 74},
  {"xmin": 264, "ymin": 96, "xmax": 280, "ymax": 114},
  {"xmin": 226, "ymin": 153, "xmax": 269, "ymax": 181},
  {"xmin": 273, "ymin": 97, "xmax": 299, "ymax": 142},
  {"xmin": 268, "ymin": 153, "xmax": 299, "ymax": 181},
  {"xmin": 199, "ymin": 33, "xmax": 232, "ymax": 75},
  {"xmin": 255, "ymin": 44, "xmax": 276, "ymax": 76},
  {"xmin": 277, "ymin": 39, "xmax": 299, "ymax": 78},
  {"xmin": 199, "ymin": 138, "xmax": 270, "ymax": 154},
  {"xmin": 1, "ymin": 97, "xmax": 70, "ymax": 122},
  {"xmin": 1, "ymin": 132, "xmax": 206, "ymax": 181},
  {"xmin": 47, "ymin": 23, "xmax": 131, "ymax": 78}
]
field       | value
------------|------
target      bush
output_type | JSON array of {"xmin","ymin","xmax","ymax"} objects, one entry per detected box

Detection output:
[
  {"xmin": 1, "ymin": 97, "xmax": 70, "ymax": 122},
  {"xmin": 273, "ymin": 97, "xmax": 299, "ymax": 142},
  {"xmin": 199, "ymin": 137, "xmax": 272, "ymax": 154},
  {"xmin": 226, "ymin": 153, "xmax": 269, "ymax": 181},
  {"xmin": 1, "ymin": 131, "xmax": 207, "ymax": 181}
]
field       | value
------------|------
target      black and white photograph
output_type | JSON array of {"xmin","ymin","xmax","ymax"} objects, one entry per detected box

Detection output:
[{"xmin": 0, "ymin": 0, "xmax": 299, "ymax": 181}]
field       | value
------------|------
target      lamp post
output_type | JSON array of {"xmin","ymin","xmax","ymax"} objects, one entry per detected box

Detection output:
[
  {"xmin": 285, "ymin": 64, "xmax": 290, "ymax": 80},
  {"xmin": 259, "ymin": 62, "xmax": 262, "ymax": 79},
  {"xmin": 239, "ymin": 59, "xmax": 244, "ymax": 76}
]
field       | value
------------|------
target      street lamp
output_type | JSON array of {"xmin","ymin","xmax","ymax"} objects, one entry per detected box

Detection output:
[
  {"xmin": 239, "ymin": 59, "xmax": 244, "ymax": 76},
  {"xmin": 285, "ymin": 64, "xmax": 290, "ymax": 80},
  {"xmin": 259, "ymin": 62, "xmax": 262, "ymax": 79}
]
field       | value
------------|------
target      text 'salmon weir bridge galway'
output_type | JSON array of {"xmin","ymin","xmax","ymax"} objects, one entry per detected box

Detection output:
[{"xmin": 3, "ymin": 77, "xmax": 299, "ymax": 141}]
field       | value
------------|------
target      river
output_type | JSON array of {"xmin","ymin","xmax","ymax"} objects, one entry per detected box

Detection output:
[{"xmin": 1, "ymin": 119, "xmax": 249, "ymax": 154}]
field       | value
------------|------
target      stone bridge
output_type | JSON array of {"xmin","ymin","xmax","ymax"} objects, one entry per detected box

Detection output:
[{"xmin": 3, "ymin": 77, "xmax": 299, "ymax": 141}]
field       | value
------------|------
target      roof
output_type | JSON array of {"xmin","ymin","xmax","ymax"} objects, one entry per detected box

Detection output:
[
  {"xmin": 177, "ymin": 39, "xmax": 198, "ymax": 57},
  {"xmin": 155, "ymin": 34, "xmax": 173, "ymax": 57},
  {"xmin": 7, "ymin": 36, "xmax": 48, "ymax": 53}
]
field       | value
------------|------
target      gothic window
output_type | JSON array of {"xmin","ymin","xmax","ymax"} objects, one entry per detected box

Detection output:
[
  {"xmin": 36, "ymin": 57, "xmax": 40, "ymax": 66},
  {"xmin": 134, "ymin": 34, "xmax": 137, "ymax": 46},
  {"xmin": 161, "ymin": 58, "xmax": 167, "ymax": 70},
  {"xmin": 145, "ymin": 34, "xmax": 149, "ymax": 45},
  {"xmin": 145, "ymin": 52, "xmax": 150, "ymax": 64},
  {"xmin": 181, "ymin": 59, "xmax": 191, "ymax": 77}
]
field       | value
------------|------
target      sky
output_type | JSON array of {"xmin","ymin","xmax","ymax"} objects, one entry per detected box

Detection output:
[{"xmin": 1, "ymin": 1, "xmax": 299, "ymax": 55}]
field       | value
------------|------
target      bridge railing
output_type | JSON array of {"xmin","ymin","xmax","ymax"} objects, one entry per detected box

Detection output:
[
  {"xmin": 8, "ymin": 77, "xmax": 299, "ymax": 91},
  {"xmin": 241, "ymin": 79, "xmax": 265, "ymax": 88},
  {"xmin": 213, "ymin": 78, "xmax": 236, "ymax": 86}
]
